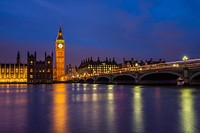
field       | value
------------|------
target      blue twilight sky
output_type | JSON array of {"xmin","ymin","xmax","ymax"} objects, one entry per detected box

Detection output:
[{"xmin": 0, "ymin": 0, "xmax": 200, "ymax": 65}]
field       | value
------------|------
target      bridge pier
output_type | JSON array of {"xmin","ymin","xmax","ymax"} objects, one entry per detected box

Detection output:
[
  {"xmin": 183, "ymin": 68, "xmax": 189, "ymax": 85},
  {"xmin": 135, "ymin": 72, "xmax": 139, "ymax": 84}
]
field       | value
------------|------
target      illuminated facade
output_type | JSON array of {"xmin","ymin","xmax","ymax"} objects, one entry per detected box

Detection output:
[
  {"xmin": 55, "ymin": 26, "xmax": 65, "ymax": 81},
  {"xmin": 0, "ymin": 52, "xmax": 27, "ymax": 83},
  {"xmin": 27, "ymin": 52, "xmax": 53, "ymax": 83},
  {"xmin": 78, "ymin": 57, "xmax": 119, "ymax": 76}
]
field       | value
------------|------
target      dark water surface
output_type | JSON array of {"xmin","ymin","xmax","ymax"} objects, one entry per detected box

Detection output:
[{"xmin": 0, "ymin": 84, "xmax": 199, "ymax": 133}]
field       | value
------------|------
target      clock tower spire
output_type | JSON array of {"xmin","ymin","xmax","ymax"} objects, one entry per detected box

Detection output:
[
  {"xmin": 55, "ymin": 25, "xmax": 65, "ymax": 81},
  {"xmin": 57, "ymin": 26, "xmax": 64, "ymax": 40}
]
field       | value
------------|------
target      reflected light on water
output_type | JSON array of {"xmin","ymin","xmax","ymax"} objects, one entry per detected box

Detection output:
[
  {"xmin": 92, "ymin": 93, "xmax": 98, "ymax": 101},
  {"xmin": 92, "ymin": 84, "xmax": 98, "ymax": 90},
  {"xmin": 0, "ymin": 84, "xmax": 27, "ymax": 88},
  {"xmin": 180, "ymin": 88, "xmax": 197, "ymax": 133},
  {"xmin": 132, "ymin": 86, "xmax": 144, "ymax": 133},
  {"xmin": 107, "ymin": 85, "xmax": 116, "ymax": 132},
  {"xmin": 0, "ymin": 89, "xmax": 27, "ymax": 93},
  {"xmin": 83, "ymin": 84, "xmax": 87, "ymax": 90},
  {"xmin": 52, "ymin": 84, "xmax": 68, "ymax": 133},
  {"xmin": 108, "ymin": 85, "xmax": 114, "ymax": 90},
  {"xmin": 0, "ymin": 84, "xmax": 28, "ymax": 93},
  {"xmin": 107, "ymin": 85, "xmax": 114, "ymax": 100},
  {"xmin": 92, "ymin": 84, "xmax": 99, "ymax": 101}
]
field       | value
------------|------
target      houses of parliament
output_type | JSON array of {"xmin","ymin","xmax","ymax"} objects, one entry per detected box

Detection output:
[
  {"xmin": 0, "ymin": 27, "xmax": 66, "ymax": 83},
  {"xmin": 0, "ymin": 26, "xmax": 165, "ymax": 84}
]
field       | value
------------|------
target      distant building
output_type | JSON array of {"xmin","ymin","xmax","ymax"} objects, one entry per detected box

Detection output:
[
  {"xmin": 122, "ymin": 58, "xmax": 165, "ymax": 68},
  {"xmin": 78, "ymin": 57, "xmax": 119, "ymax": 76},
  {"xmin": 27, "ymin": 52, "xmax": 53, "ymax": 83},
  {"xmin": 0, "ymin": 52, "xmax": 27, "ymax": 83},
  {"xmin": 66, "ymin": 64, "xmax": 78, "ymax": 78},
  {"xmin": 145, "ymin": 58, "xmax": 165, "ymax": 65}
]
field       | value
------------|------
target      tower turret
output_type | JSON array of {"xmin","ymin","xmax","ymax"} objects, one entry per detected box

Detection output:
[{"xmin": 17, "ymin": 51, "xmax": 21, "ymax": 64}]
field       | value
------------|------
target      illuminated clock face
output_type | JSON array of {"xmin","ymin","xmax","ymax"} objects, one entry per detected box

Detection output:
[{"xmin": 58, "ymin": 43, "xmax": 63, "ymax": 48}]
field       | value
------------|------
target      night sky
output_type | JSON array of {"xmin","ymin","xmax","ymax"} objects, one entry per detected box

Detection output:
[{"xmin": 0, "ymin": 0, "xmax": 200, "ymax": 65}]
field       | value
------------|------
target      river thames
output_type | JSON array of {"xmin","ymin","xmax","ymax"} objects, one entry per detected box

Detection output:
[{"xmin": 0, "ymin": 83, "xmax": 199, "ymax": 133}]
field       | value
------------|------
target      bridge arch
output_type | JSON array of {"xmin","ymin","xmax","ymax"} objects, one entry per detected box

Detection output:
[
  {"xmin": 139, "ymin": 71, "xmax": 183, "ymax": 85},
  {"xmin": 112, "ymin": 74, "xmax": 135, "ymax": 84},
  {"xmin": 78, "ymin": 79, "xmax": 85, "ymax": 83},
  {"xmin": 95, "ymin": 76, "xmax": 110, "ymax": 84},
  {"xmin": 189, "ymin": 72, "xmax": 200, "ymax": 85},
  {"xmin": 85, "ymin": 78, "xmax": 95, "ymax": 84}
]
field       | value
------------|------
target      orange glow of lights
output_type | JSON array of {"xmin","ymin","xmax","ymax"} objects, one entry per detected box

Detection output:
[{"xmin": 52, "ymin": 84, "xmax": 68, "ymax": 133}]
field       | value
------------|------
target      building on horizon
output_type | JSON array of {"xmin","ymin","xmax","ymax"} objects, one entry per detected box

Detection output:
[
  {"xmin": 121, "ymin": 58, "xmax": 165, "ymax": 68},
  {"xmin": 27, "ymin": 52, "xmax": 53, "ymax": 83},
  {"xmin": 55, "ymin": 26, "xmax": 66, "ymax": 81},
  {"xmin": 78, "ymin": 57, "xmax": 119, "ymax": 77},
  {"xmin": 66, "ymin": 64, "xmax": 78, "ymax": 78},
  {"xmin": 0, "ymin": 52, "xmax": 27, "ymax": 83}
]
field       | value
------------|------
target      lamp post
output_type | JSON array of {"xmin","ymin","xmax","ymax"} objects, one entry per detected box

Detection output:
[
  {"xmin": 182, "ymin": 55, "xmax": 188, "ymax": 68},
  {"xmin": 135, "ymin": 63, "xmax": 138, "ymax": 71},
  {"xmin": 182, "ymin": 55, "xmax": 189, "ymax": 85}
]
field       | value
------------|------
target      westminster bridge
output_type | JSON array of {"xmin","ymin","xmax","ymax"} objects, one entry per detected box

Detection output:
[{"xmin": 69, "ymin": 59, "xmax": 200, "ymax": 85}]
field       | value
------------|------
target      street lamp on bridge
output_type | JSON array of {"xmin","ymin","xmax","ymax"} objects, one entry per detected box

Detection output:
[
  {"xmin": 135, "ymin": 63, "xmax": 139, "ymax": 71},
  {"xmin": 182, "ymin": 55, "xmax": 188, "ymax": 67},
  {"xmin": 182, "ymin": 56, "xmax": 188, "ymax": 62}
]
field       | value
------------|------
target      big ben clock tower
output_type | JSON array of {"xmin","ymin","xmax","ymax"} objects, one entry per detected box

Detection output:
[{"xmin": 55, "ymin": 26, "xmax": 65, "ymax": 81}]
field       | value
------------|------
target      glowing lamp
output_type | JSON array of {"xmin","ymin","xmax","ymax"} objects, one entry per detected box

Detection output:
[{"xmin": 182, "ymin": 56, "xmax": 188, "ymax": 62}]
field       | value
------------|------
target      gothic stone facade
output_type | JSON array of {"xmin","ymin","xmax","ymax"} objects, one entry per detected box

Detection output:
[{"xmin": 27, "ymin": 52, "xmax": 53, "ymax": 83}]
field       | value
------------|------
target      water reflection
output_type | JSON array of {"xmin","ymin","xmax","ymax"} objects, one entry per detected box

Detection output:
[
  {"xmin": 83, "ymin": 83, "xmax": 87, "ymax": 90},
  {"xmin": 0, "ymin": 84, "xmax": 28, "ymax": 132},
  {"xmin": 93, "ymin": 84, "xmax": 98, "ymax": 90},
  {"xmin": 52, "ymin": 84, "xmax": 68, "ymax": 133},
  {"xmin": 107, "ymin": 85, "xmax": 114, "ymax": 100},
  {"xmin": 154, "ymin": 87, "xmax": 161, "ymax": 130},
  {"xmin": 92, "ymin": 84, "xmax": 99, "ymax": 101},
  {"xmin": 132, "ymin": 86, "xmax": 144, "ymax": 133},
  {"xmin": 179, "ymin": 88, "xmax": 197, "ymax": 133},
  {"xmin": 0, "ymin": 84, "xmax": 28, "ymax": 93},
  {"xmin": 106, "ymin": 85, "xmax": 116, "ymax": 132},
  {"xmin": 0, "ymin": 84, "xmax": 199, "ymax": 133},
  {"xmin": 91, "ymin": 85, "xmax": 100, "ymax": 131},
  {"xmin": 0, "ymin": 84, "xmax": 27, "ymax": 88}
]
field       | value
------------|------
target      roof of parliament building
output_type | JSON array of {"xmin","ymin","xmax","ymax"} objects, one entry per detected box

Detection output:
[
  {"xmin": 0, "ymin": 64, "xmax": 27, "ymax": 67},
  {"xmin": 79, "ymin": 57, "xmax": 118, "ymax": 69},
  {"xmin": 0, "ymin": 52, "xmax": 26, "ymax": 67}
]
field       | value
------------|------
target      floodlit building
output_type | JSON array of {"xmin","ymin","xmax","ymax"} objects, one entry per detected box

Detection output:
[
  {"xmin": 55, "ymin": 26, "xmax": 66, "ymax": 81},
  {"xmin": 0, "ymin": 52, "xmax": 27, "ymax": 83},
  {"xmin": 78, "ymin": 57, "xmax": 119, "ymax": 77}
]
